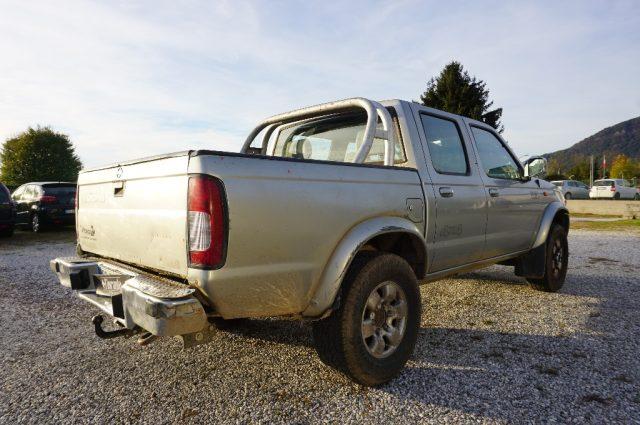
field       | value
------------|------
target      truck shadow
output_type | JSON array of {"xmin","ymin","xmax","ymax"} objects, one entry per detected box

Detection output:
[{"xmin": 222, "ymin": 262, "xmax": 636, "ymax": 420}]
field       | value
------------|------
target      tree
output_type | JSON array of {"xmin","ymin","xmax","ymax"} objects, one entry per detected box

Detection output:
[
  {"xmin": 0, "ymin": 126, "xmax": 82, "ymax": 186},
  {"xmin": 420, "ymin": 61, "xmax": 504, "ymax": 132},
  {"xmin": 609, "ymin": 154, "xmax": 639, "ymax": 180}
]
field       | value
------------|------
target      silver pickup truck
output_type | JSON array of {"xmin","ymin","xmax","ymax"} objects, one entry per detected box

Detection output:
[{"xmin": 51, "ymin": 98, "xmax": 568, "ymax": 386}]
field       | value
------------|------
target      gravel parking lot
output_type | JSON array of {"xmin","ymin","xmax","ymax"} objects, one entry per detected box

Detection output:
[{"xmin": 1, "ymin": 229, "xmax": 639, "ymax": 424}]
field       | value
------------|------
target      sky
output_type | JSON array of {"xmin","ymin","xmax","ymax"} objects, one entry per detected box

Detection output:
[{"xmin": 1, "ymin": 0, "xmax": 639, "ymax": 167}]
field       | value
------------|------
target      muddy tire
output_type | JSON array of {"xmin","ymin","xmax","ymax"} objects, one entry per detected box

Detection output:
[
  {"xmin": 312, "ymin": 252, "xmax": 421, "ymax": 386},
  {"xmin": 527, "ymin": 224, "xmax": 568, "ymax": 292}
]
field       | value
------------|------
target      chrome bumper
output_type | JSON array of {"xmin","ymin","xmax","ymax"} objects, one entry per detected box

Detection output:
[{"xmin": 50, "ymin": 257, "xmax": 207, "ymax": 337}]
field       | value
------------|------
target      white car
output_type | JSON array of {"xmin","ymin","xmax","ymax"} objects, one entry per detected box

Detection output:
[
  {"xmin": 551, "ymin": 180, "xmax": 590, "ymax": 200},
  {"xmin": 589, "ymin": 179, "xmax": 640, "ymax": 200}
]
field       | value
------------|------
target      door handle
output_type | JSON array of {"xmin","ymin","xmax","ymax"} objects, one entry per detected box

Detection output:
[
  {"xmin": 488, "ymin": 188, "xmax": 500, "ymax": 197},
  {"xmin": 439, "ymin": 187, "xmax": 454, "ymax": 198}
]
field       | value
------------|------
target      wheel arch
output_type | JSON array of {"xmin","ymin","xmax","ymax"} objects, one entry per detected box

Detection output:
[
  {"xmin": 302, "ymin": 216, "xmax": 426, "ymax": 318},
  {"xmin": 532, "ymin": 201, "xmax": 569, "ymax": 249}
]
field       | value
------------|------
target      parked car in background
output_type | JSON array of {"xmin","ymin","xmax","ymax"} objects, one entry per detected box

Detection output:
[
  {"xmin": 12, "ymin": 182, "xmax": 76, "ymax": 232},
  {"xmin": 551, "ymin": 180, "xmax": 590, "ymax": 200},
  {"xmin": 589, "ymin": 179, "xmax": 640, "ymax": 200},
  {"xmin": 0, "ymin": 182, "xmax": 16, "ymax": 237}
]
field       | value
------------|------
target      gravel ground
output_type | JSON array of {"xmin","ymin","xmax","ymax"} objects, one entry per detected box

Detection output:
[{"xmin": 1, "ymin": 228, "xmax": 639, "ymax": 424}]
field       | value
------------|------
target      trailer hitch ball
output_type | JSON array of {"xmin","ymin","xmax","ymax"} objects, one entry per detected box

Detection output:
[{"xmin": 91, "ymin": 315, "xmax": 135, "ymax": 339}]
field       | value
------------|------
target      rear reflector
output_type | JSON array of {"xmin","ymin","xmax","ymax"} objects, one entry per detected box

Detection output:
[{"xmin": 187, "ymin": 175, "xmax": 227, "ymax": 269}]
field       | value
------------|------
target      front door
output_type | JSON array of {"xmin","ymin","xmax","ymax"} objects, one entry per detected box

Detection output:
[
  {"xmin": 412, "ymin": 106, "xmax": 488, "ymax": 272},
  {"xmin": 466, "ymin": 123, "xmax": 544, "ymax": 257}
]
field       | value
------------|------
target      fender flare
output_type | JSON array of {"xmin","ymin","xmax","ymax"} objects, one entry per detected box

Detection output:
[
  {"xmin": 302, "ymin": 216, "xmax": 426, "ymax": 318},
  {"xmin": 532, "ymin": 201, "xmax": 569, "ymax": 249}
]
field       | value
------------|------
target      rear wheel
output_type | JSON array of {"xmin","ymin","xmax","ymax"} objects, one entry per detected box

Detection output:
[
  {"xmin": 564, "ymin": 192, "xmax": 572, "ymax": 200},
  {"xmin": 312, "ymin": 252, "xmax": 421, "ymax": 386},
  {"xmin": 635, "ymin": 193, "xmax": 640, "ymax": 201},
  {"xmin": 527, "ymin": 224, "xmax": 568, "ymax": 292}
]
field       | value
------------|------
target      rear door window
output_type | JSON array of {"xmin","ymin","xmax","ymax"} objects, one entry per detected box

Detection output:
[{"xmin": 419, "ymin": 114, "xmax": 469, "ymax": 175}]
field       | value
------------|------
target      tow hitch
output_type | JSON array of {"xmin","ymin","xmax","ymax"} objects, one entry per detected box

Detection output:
[{"xmin": 92, "ymin": 315, "xmax": 138, "ymax": 339}]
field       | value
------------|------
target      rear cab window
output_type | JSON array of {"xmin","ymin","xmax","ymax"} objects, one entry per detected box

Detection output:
[
  {"xmin": 419, "ymin": 114, "xmax": 469, "ymax": 175},
  {"xmin": 267, "ymin": 111, "xmax": 407, "ymax": 166}
]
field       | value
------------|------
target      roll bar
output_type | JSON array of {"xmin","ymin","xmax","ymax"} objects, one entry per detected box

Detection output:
[{"xmin": 241, "ymin": 97, "xmax": 396, "ymax": 166}]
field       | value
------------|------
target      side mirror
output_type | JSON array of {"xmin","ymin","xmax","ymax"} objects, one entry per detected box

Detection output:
[{"xmin": 523, "ymin": 156, "xmax": 547, "ymax": 179}]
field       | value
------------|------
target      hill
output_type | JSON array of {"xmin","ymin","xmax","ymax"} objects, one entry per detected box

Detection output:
[{"xmin": 547, "ymin": 116, "xmax": 640, "ymax": 170}]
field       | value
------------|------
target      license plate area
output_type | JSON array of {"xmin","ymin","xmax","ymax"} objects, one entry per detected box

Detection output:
[{"xmin": 94, "ymin": 274, "xmax": 132, "ymax": 297}]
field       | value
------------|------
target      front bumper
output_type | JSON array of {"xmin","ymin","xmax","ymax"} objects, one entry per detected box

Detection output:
[{"xmin": 50, "ymin": 257, "xmax": 207, "ymax": 337}]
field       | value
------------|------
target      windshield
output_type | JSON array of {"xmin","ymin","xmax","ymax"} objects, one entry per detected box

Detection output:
[{"xmin": 594, "ymin": 180, "xmax": 614, "ymax": 187}]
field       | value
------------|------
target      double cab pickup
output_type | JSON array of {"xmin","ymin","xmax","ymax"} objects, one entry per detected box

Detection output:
[{"xmin": 51, "ymin": 98, "xmax": 569, "ymax": 386}]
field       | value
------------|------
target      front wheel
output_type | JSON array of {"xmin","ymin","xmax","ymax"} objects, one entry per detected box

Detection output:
[
  {"xmin": 527, "ymin": 224, "xmax": 568, "ymax": 292},
  {"xmin": 614, "ymin": 192, "xmax": 621, "ymax": 200},
  {"xmin": 312, "ymin": 253, "xmax": 421, "ymax": 386},
  {"xmin": 564, "ymin": 192, "xmax": 572, "ymax": 200},
  {"xmin": 634, "ymin": 193, "xmax": 640, "ymax": 201}
]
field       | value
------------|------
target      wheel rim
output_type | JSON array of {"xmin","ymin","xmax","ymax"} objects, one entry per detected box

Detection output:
[
  {"xmin": 551, "ymin": 238, "xmax": 564, "ymax": 278},
  {"xmin": 361, "ymin": 281, "xmax": 407, "ymax": 359},
  {"xmin": 32, "ymin": 215, "xmax": 39, "ymax": 232}
]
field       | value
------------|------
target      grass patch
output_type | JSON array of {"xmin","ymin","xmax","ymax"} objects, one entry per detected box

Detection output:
[
  {"xmin": 571, "ymin": 219, "xmax": 640, "ymax": 231},
  {"xmin": 570, "ymin": 212, "xmax": 621, "ymax": 219}
]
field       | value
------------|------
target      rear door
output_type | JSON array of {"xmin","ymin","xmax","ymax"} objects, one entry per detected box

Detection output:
[
  {"xmin": 466, "ymin": 123, "xmax": 544, "ymax": 257},
  {"xmin": 43, "ymin": 184, "xmax": 76, "ymax": 212},
  {"xmin": 411, "ymin": 105, "xmax": 487, "ymax": 272}
]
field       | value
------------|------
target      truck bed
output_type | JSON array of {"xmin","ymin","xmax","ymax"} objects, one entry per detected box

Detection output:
[{"xmin": 77, "ymin": 150, "xmax": 424, "ymax": 317}]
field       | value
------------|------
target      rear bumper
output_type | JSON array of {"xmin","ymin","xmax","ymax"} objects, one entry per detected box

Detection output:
[
  {"xmin": 50, "ymin": 257, "xmax": 207, "ymax": 336},
  {"xmin": 40, "ymin": 209, "xmax": 75, "ymax": 225}
]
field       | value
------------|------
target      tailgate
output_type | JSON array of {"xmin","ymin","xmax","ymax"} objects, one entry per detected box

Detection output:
[{"xmin": 77, "ymin": 152, "xmax": 190, "ymax": 277}]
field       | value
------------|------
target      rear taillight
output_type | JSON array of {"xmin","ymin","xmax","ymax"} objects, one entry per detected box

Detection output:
[
  {"xmin": 41, "ymin": 195, "xmax": 58, "ymax": 204},
  {"xmin": 610, "ymin": 186, "xmax": 616, "ymax": 192},
  {"xmin": 187, "ymin": 175, "xmax": 227, "ymax": 269},
  {"xmin": 74, "ymin": 189, "xmax": 78, "ymax": 210}
]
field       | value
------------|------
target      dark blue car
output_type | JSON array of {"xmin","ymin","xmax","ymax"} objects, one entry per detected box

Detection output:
[{"xmin": 0, "ymin": 182, "xmax": 16, "ymax": 237}]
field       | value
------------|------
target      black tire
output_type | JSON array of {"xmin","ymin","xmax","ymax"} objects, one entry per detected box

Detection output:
[
  {"xmin": 527, "ymin": 224, "xmax": 568, "ymax": 292},
  {"xmin": 635, "ymin": 194, "xmax": 640, "ymax": 201},
  {"xmin": 31, "ymin": 214, "xmax": 41, "ymax": 233},
  {"xmin": 564, "ymin": 192, "xmax": 572, "ymax": 200},
  {"xmin": 614, "ymin": 192, "xmax": 621, "ymax": 200},
  {"xmin": 312, "ymin": 252, "xmax": 421, "ymax": 386}
]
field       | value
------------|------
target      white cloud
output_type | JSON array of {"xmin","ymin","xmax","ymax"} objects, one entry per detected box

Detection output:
[{"xmin": 0, "ymin": 0, "xmax": 639, "ymax": 167}]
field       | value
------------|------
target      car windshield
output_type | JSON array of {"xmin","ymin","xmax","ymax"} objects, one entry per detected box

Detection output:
[
  {"xmin": 551, "ymin": 181, "xmax": 563, "ymax": 187},
  {"xmin": 594, "ymin": 180, "xmax": 614, "ymax": 187}
]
